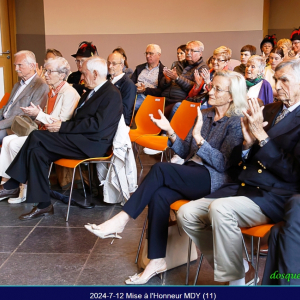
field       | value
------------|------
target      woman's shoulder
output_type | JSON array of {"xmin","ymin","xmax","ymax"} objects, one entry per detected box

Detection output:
[{"xmin": 60, "ymin": 83, "xmax": 80, "ymax": 97}]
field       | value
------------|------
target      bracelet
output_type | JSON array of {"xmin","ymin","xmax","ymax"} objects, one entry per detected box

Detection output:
[
  {"xmin": 197, "ymin": 139, "xmax": 205, "ymax": 148},
  {"xmin": 168, "ymin": 131, "xmax": 176, "ymax": 139}
]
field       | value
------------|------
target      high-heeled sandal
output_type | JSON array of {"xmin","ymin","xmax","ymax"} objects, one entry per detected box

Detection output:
[
  {"xmin": 84, "ymin": 223, "xmax": 123, "ymax": 239},
  {"xmin": 125, "ymin": 267, "xmax": 167, "ymax": 285}
]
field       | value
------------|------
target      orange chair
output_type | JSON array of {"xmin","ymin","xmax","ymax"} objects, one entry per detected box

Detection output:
[
  {"xmin": 129, "ymin": 95, "xmax": 137, "ymax": 127},
  {"xmin": 135, "ymin": 101, "xmax": 200, "ymax": 162},
  {"xmin": 129, "ymin": 95, "xmax": 165, "ymax": 168},
  {"xmin": 0, "ymin": 93, "xmax": 10, "ymax": 109},
  {"xmin": 49, "ymin": 152, "xmax": 124, "ymax": 222}
]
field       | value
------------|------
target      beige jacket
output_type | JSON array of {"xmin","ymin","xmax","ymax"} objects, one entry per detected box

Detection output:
[{"xmin": 36, "ymin": 83, "xmax": 80, "ymax": 124}]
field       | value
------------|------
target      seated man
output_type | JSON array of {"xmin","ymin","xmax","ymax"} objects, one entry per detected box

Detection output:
[
  {"xmin": 0, "ymin": 50, "xmax": 49, "ymax": 143},
  {"xmin": 178, "ymin": 58, "xmax": 300, "ymax": 285},
  {"xmin": 131, "ymin": 44, "xmax": 165, "ymax": 112},
  {"xmin": 234, "ymin": 45, "xmax": 256, "ymax": 76},
  {"xmin": 160, "ymin": 40, "xmax": 208, "ymax": 117},
  {"xmin": 107, "ymin": 52, "xmax": 136, "ymax": 126},
  {"xmin": 0, "ymin": 56, "xmax": 123, "ymax": 220}
]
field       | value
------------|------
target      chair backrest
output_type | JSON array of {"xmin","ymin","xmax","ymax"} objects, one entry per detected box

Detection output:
[
  {"xmin": 170, "ymin": 100, "xmax": 200, "ymax": 140},
  {"xmin": 129, "ymin": 95, "xmax": 137, "ymax": 127},
  {"xmin": 135, "ymin": 95, "xmax": 165, "ymax": 134},
  {"xmin": 0, "ymin": 93, "xmax": 10, "ymax": 109}
]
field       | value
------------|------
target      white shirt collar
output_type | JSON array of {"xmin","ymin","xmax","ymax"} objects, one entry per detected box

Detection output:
[
  {"xmin": 93, "ymin": 80, "xmax": 107, "ymax": 93},
  {"xmin": 111, "ymin": 73, "xmax": 125, "ymax": 84},
  {"xmin": 283, "ymin": 101, "xmax": 300, "ymax": 112},
  {"xmin": 21, "ymin": 72, "xmax": 37, "ymax": 85}
]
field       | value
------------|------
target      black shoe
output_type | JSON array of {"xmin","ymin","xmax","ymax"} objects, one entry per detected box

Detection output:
[
  {"xmin": 19, "ymin": 204, "xmax": 54, "ymax": 220},
  {"xmin": 0, "ymin": 185, "xmax": 20, "ymax": 201}
]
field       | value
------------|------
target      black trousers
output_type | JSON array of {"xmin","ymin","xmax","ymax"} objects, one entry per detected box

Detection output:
[
  {"xmin": 262, "ymin": 195, "xmax": 300, "ymax": 285},
  {"xmin": 5, "ymin": 130, "xmax": 90, "ymax": 204},
  {"xmin": 123, "ymin": 161, "xmax": 211, "ymax": 259}
]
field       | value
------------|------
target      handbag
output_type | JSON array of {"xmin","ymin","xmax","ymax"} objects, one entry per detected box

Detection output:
[
  {"xmin": 11, "ymin": 115, "xmax": 38, "ymax": 137},
  {"xmin": 138, "ymin": 222, "xmax": 198, "ymax": 271}
]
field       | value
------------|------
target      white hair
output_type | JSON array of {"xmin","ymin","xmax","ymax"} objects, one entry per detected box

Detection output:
[
  {"xmin": 214, "ymin": 70, "xmax": 248, "ymax": 116},
  {"xmin": 44, "ymin": 57, "xmax": 71, "ymax": 80},
  {"xmin": 248, "ymin": 55, "xmax": 266, "ymax": 74},
  {"xmin": 108, "ymin": 52, "xmax": 124, "ymax": 65},
  {"xmin": 187, "ymin": 40, "xmax": 204, "ymax": 52},
  {"xmin": 14, "ymin": 50, "xmax": 36, "ymax": 64},
  {"xmin": 86, "ymin": 56, "xmax": 107, "ymax": 78},
  {"xmin": 275, "ymin": 58, "xmax": 300, "ymax": 81},
  {"xmin": 146, "ymin": 44, "xmax": 161, "ymax": 54}
]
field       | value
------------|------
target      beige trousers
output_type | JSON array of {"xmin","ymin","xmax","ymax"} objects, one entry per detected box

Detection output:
[{"xmin": 177, "ymin": 196, "xmax": 270, "ymax": 282}]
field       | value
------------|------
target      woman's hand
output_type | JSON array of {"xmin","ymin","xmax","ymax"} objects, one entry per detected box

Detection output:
[
  {"xmin": 194, "ymin": 70, "xmax": 203, "ymax": 89},
  {"xmin": 163, "ymin": 67, "xmax": 171, "ymax": 83},
  {"xmin": 20, "ymin": 102, "xmax": 41, "ymax": 117},
  {"xmin": 45, "ymin": 117, "xmax": 62, "ymax": 132},
  {"xmin": 240, "ymin": 116, "xmax": 256, "ymax": 149},
  {"xmin": 149, "ymin": 109, "xmax": 173, "ymax": 135},
  {"xmin": 200, "ymin": 68, "xmax": 211, "ymax": 84},
  {"xmin": 192, "ymin": 106, "xmax": 204, "ymax": 144}
]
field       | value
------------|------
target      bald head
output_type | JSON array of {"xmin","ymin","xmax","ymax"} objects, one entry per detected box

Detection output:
[{"xmin": 107, "ymin": 52, "xmax": 124, "ymax": 78}]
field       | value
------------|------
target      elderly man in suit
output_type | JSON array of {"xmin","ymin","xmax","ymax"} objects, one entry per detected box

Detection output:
[
  {"xmin": 107, "ymin": 52, "xmax": 136, "ymax": 126},
  {"xmin": 0, "ymin": 50, "xmax": 48, "ymax": 142},
  {"xmin": 178, "ymin": 58, "xmax": 300, "ymax": 285},
  {"xmin": 0, "ymin": 56, "xmax": 123, "ymax": 220}
]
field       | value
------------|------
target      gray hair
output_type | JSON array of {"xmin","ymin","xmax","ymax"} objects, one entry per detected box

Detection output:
[
  {"xmin": 214, "ymin": 70, "xmax": 248, "ymax": 117},
  {"xmin": 247, "ymin": 55, "xmax": 266, "ymax": 74},
  {"xmin": 14, "ymin": 50, "xmax": 36, "ymax": 64},
  {"xmin": 275, "ymin": 58, "xmax": 300, "ymax": 80},
  {"xmin": 187, "ymin": 40, "xmax": 204, "ymax": 52},
  {"xmin": 86, "ymin": 56, "xmax": 107, "ymax": 78},
  {"xmin": 146, "ymin": 44, "xmax": 161, "ymax": 54},
  {"xmin": 44, "ymin": 57, "xmax": 71, "ymax": 80}
]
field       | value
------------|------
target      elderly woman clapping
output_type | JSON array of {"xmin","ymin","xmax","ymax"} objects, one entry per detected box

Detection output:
[
  {"xmin": 245, "ymin": 55, "xmax": 273, "ymax": 105},
  {"xmin": 0, "ymin": 57, "xmax": 80, "ymax": 204},
  {"xmin": 85, "ymin": 70, "xmax": 248, "ymax": 285}
]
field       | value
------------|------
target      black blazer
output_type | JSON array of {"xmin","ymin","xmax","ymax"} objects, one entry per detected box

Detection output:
[
  {"xmin": 59, "ymin": 81, "xmax": 123, "ymax": 158},
  {"xmin": 208, "ymin": 102, "xmax": 300, "ymax": 223},
  {"xmin": 131, "ymin": 61, "xmax": 165, "ymax": 96},
  {"xmin": 114, "ymin": 74, "xmax": 137, "ymax": 126}
]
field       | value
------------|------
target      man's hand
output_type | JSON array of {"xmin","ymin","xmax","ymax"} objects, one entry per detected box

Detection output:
[
  {"xmin": 44, "ymin": 118, "xmax": 62, "ymax": 132},
  {"xmin": 240, "ymin": 116, "xmax": 256, "ymax": 149},
  {"xmin": 163, "ymin": 67, "xmax": 171, "ymax": 83},
  {"xmin": 192, "ymin": 106, "xmax": 204, "ymax": 145},
  {"xmin": 149, "ymin": 109, "xmax": 173, "ymax": 135},
  {"xmin": 242, "ymin": 98, "xmax": 268, "ymax": 142},
  {"xmin": 136, "ymin": 83, "xmax": 146, "ymax": 94},
  {"xmin": 163, "ymin": 67, "xmax": 178, "ymax": 80},
  {"xmin": 200, "ymin": 68, "xmax": 211, "ymax": 84},
  {"xmin": 20, "ymin": 102, "xmax": 41, "ymax": 117},
  {"xmin": 194, "ymin": 70, "xmax": 203, "ymax": 89}
]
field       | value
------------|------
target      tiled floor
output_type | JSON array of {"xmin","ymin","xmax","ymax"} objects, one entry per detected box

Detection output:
[{"xmin": 0, "ymin": 150, "xmax": 266, "ymax": 286}]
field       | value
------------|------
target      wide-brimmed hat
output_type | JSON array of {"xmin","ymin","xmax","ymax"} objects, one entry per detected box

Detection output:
[
  {"xmin": 71, "ymin": 41, "xmax": 98, "ymax": 58},
  {"xmin": 260, "ymin": 35, "xmax": 277, "ymax": 51},
  {"xmin": 291, "ymin": 27, "xmax": 300, "ymax": 41}
]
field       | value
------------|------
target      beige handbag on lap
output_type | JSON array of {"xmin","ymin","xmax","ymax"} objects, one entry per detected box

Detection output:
[{"xmin": 11, "ymin": 115, "xmax": 38, "ymax": 136}]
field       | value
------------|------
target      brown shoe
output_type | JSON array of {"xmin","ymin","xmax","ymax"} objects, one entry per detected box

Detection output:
[
  {"xmin": 19, "ymin": 204, "xmax": 54, "ymax": 221},
  {"xmin": 0, "ymin": 185, "xmax": 20, "ymax": 201},
  {"xmin": 245, "ymin": 261, "xmax": 259, "ymax": 285}
]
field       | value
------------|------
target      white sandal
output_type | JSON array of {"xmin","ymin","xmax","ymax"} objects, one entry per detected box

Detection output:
[
  {"xmin": 125, "ymin": 267, "xmax": 167, "ymax": 285},
  {"xmin": 84, "ymin": 223, "xmax": 123, "ymax": 239}
]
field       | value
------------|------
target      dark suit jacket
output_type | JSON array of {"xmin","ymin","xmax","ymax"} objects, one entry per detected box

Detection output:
[
  {"xmin": 114, "ymin": 74, "xmax": 137, "ymax": 126},
  {"xmin": 130, "ymin": 61, "xmax": 165, "ymax": 96},
  {"xmin": 0, "ymin": 74, "xmax": 48, "ymax": 129},
  {"xmin": 208, "ymin": 101, "xmax": 300, "ymax": 223},
  {"xmin": 59, "ymin": 81, "xmax": 123, "ymax": 158}
]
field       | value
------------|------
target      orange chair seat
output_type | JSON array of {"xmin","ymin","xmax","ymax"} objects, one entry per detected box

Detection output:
[
  {"xmin": 129, "ymin": 130, "xmax": 161, "ymax": 142},
  {"xmin": 241, "ymin": 224, "xmax": 275, "ymax": 238},
  {"xmin": 135, "ymin": 135, "xmax": 168, "ymax": 151},
  {"xmin": 170, "ymin": 200, "xmax": 190, "ymax": 211},
  {"xmin": 54, "ymin": 153, "xmax": 113, "ymax": 168}
]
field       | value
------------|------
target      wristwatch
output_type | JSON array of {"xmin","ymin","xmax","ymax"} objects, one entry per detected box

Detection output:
[
  {"xmin": 197, "ymin": 139, "xmax": 205, "ymax": 148},
  {"xmin": 168, "ymin": 131, "xmax": 176, "ymax": 139},
  {"xmin": 259, "ymin": 137, "xmax": 270, "ymax": 147}
]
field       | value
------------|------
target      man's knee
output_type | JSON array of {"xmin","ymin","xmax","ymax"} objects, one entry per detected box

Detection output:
[
  {"xmin": 286, "ymin": 194, "xmax": 300, "ymax": 210},
  {"xmin": 177, "ymin": 201, "xmax": 206, "ymax": 228}
]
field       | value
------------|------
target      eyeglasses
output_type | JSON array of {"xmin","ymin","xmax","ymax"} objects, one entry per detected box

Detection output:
[
  {"xmin": 107, "ymin": 61, "xmax": 122, "ymax": 66},
  {"xmin": 44, "ymin": 69, "xmax": 60, "ymax": 75},
  {"xmin": 75, "ymin": 59, "xmax": 86, "ymax": 65},
  {"xmin": 208, "ymin": 83, "xmax": 230, "ymax": 94},
  {"xmin": 144, "ymin": 52, "xmax": 157, "ymax": 56},
  {"xmin": 211, "ymin": 57, "xmax": 226, "ymax": 63},
  {"xmin": 185, "ymin": 49, "xmax": 201, "ymax": 54}
]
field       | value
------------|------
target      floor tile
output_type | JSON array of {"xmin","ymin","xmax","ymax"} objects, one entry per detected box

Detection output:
[
  {"xmin": 16, "ymin": 227, "xmax": 97, "ymax": 254},
  {"xmin": 0, "ymin": 253, "xmax": 87, "ymax": 285},
  {"xmin": 0, "ymin": 253, "xmax": 11, "ymax": 266},
  {"xmin": 0, "ymin": 227, "xmax": 33, "ymax": 252}
]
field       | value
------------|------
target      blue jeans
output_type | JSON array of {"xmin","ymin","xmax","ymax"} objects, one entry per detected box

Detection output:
[{"xmin": 134, "ymin": 94, "xmax": 145, "ymax": 112}]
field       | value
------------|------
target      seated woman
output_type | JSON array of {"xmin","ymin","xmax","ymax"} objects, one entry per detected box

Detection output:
[
  {"xmin": 245, "ymin": 55, "xmax": 273, "ymax": 105},
  {"xmin": 264, "ymin": 47, "xmax": 284, "ymax": 98},
  {"xmin": 0, "ymin": 57, "xmax": 80, "ymax": 203},
  {"xmin": 260, "ymin": 35, "xmax": 276, "ymax": 64},
  {"xmin": 85, "ymin": 70, "xmax": 248, "ymax": 284},
  {"xmin": 170, "ymin": 44, "xmax": 187, "ymax": 72},
  {"xmin": 113, "ymin": 47, "xmax": 133, "ymax": 77}
]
